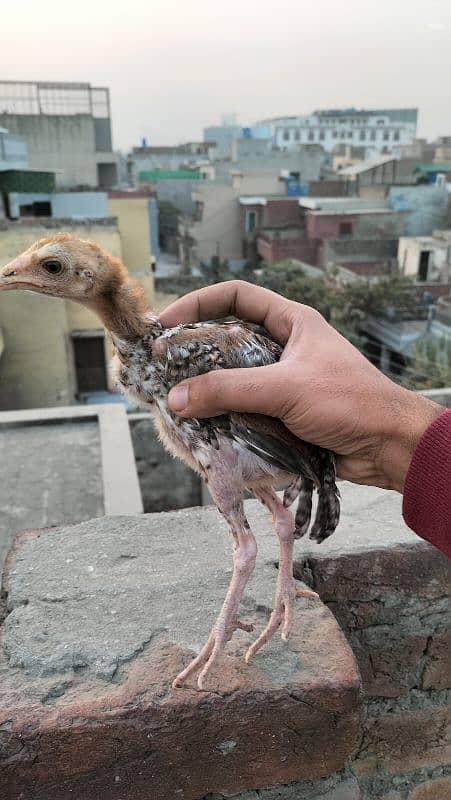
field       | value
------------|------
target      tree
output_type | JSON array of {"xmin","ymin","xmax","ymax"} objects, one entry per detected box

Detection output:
[
  {"xmin": 255, "ymin": 261, "xmax": 418, "ymax": 340},
  {"xmin": 403, "ymin": 337, "xmax": 451, "ymax": 390},
  {"xmin": 199, "ymin": 256, "xmax": 234, "ymax": 284},
  {"xmin": 256, "ymin": 261, "xmax": 333, "ymax": 320}
]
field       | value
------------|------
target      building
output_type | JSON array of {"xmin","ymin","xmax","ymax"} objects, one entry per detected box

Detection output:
[
  {"xmin": 398, "ymin": 230, "xmax": 451, "ymax": 292},
  {"xmin": 0, "ymin": 194, "xmax": 156, "ymax": 409},
  {"xmin": 338, "ymin": 157, "xmax": 418, "ymax": 197},
  {"xmin": 0, "ymin": 81, "xmax": 117, "ymax": 189},
  {"xmin": 217, "ymin": 139, "xmax": 327, "ymax": 181},
  {"xmin": 241, "ymin": 195, "xmax": 403, "ymax": 274},
  {"xmin": 107, "ymin": 191, "xmax": 156, "ymax": 287},
  {"xmin": 401, "ymin": 136, "xmax": 451, "ymax": 164},
  {"xmin": 128, "ymin": 142, "xmax": 215, "ymax": 186},
  {"xmin": 180, "ymin": 173, "xmax": 284, "ymax": 268},
  {"xmin": 0, "ymin": 127, "xmax": 27, "ymax": 171},
  {"xmin": 203, "ymin": 124, "xmax": 243, "ymax": 158},
  {"xmin": 255, "ymin": 108, "xmax": 418, "ymax": 158}
]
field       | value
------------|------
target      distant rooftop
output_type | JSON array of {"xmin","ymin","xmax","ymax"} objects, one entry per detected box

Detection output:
[
  {"xmin": 361, "ymin": 315, "xmax": 427, "ymax": 355},
  {"xmin": 257, "ymin": 108, "xmax": 418, "ymax": 124},
  {"xmin": 132, "ymin": 143, "xmax": 212, "ymax": 156},
  {"xmin": 298, "ymin": 196, "xmax": 392, "ymax": 215},
  {"xmin": 338, "ymin": 157, "xmax": 397, "ymax": 177},
  {"xmin": 414, "ymin": 163, "xmax": 451, "ymax": 174},
  {"xmin": 0, "ymin": 81, "xmax": 110, "ymax": 118},
  {"xmin": 315, "ymin": 108, "xmax": 418, "ymax": 123}
]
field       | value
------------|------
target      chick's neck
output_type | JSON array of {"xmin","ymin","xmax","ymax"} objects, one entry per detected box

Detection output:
[{"xmin": 88, "ymin": 281, "xmax": 158, "ymax": 341}]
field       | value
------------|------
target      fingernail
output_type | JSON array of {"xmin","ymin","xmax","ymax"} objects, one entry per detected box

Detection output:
[{"xmin": 168, "ymin": 384, "xmax": 189, "ymax": 412}]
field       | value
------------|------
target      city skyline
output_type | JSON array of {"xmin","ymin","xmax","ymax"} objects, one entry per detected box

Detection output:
[{"xmin": 2, "ymin": 0, "xmax": 451, "ymax": 151}]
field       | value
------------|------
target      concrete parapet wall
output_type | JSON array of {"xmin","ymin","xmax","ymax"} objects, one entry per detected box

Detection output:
[{"xmin": 0, "ymin": 485, "xmax": 449, "ymax": 799}]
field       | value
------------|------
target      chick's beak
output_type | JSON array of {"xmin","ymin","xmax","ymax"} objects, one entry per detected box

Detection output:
[{"xmin": 0, "ymin": 256, "xmax": 35, "ymax": 292}]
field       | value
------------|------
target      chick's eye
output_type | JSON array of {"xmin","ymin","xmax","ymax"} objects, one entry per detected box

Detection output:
[{"xmin": 42, "ymin": 260, "xmax": 63, "ymax": 275}]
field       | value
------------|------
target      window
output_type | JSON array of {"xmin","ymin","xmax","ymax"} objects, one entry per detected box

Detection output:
[
  {"xmin": 370, "ymin": 130, "xmax": 376, "ymax": 141},
  {"xmin": 245, "ymin": 210, "xmax": 257, "ymax": 235},
  {"xmin": 319, "ymin": 130, "xmax": 325, "ymax": 140},
  {"xmin": 19, "ymin": 201, "xmax": 51, "ymax": 217},
  {"xmin": 339, "ymin": 221, "xmax": 353, "ymax": 239},
  {"xmin": 418, "ymin": 251, "xmax": 430, "ymax": 282},
  {"xmin": 347, "ymin": 130, "xmax": 353, "ymax": 138},
  {"xmin": 332, "ymin": 130, "xmax": 338, "ymax": 138},
  {"xmin": 308, "ymin": 130, "xmax": 315, "ymax": 141},
  {"xmin": 377, "ymin": 119, "xmax": 385, "ymax": 125},
  {"xmin": 393, "ymin": 130, "xmax": 400, "ymax": 141},
  {"xmin": 383, "ymin": 131, "xmax": 389, "ymax": 141},
  {"xmin": 294, "ymin": 130, "xmax": 300, "ymax": 141},
  {"xmin": 359, "ymin": 130, "xmax": 366, "ymax": 141},
  {"xmin": 283, "ymin": 130, "xmax": 290, "ymax": 141}
]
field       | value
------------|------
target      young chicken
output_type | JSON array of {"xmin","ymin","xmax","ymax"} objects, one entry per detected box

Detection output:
[{"xmin": 0, "ymin": 233, "xmax": 340, "ymax": 688}]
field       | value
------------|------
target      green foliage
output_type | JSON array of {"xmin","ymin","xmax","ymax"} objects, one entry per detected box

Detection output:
[
  {"xmin": 255, "ymin": 261, "xmax": 418, "ymax": 344},
  {"xmin": 403, "ymin": 337, "xmax": 451, "ymax": 390},
  {"xmin": 256, "ymin": 261, "xmax": 333, "ymax": 320},
  {"xmin": 199, "ymin": 256, "xmax": 234, "ymax": 284}
]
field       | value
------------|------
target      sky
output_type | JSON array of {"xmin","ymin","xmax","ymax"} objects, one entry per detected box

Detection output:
[{"xmin": 2, "ymin": 0, "xmax": 451, "ymax": 151}]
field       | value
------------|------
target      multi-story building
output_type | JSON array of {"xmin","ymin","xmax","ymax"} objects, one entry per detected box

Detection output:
[
  {"xmin": 255, "ymin": 108, "xmax": 418, "ymax": 158},
  {"xmin": 240, "ymin": 195, "xmax": 403, "ymax": 274},
  {"xmin": 0, "ymin": 192, "xmax": 156, "ymax": 410},
  {"xmin": 0, "ymin": 81, "xmax": 118, "ymax": 189}
]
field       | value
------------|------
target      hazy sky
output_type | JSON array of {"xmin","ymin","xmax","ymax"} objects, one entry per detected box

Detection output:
[{"xmin": 2, "ymin": 1, "xmax": 451, "ymax": 150}]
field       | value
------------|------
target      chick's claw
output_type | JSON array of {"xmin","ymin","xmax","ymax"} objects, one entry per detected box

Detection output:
[{"xmin": 172, "ymin": 616, "xmax": 253, "ymax": 690}]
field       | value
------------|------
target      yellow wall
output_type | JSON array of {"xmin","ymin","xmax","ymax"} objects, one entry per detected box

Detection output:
[
  {"xmin": 107, "ymin": 195, "xmax": 155, "ymax": 306},
  {"xmin": 0, "ymin": 223, "xmax": 122, "ymax": 409}
]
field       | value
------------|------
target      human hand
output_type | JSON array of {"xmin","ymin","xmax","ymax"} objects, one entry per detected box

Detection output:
[{"xmin": 159, "ymin": 281, "xmax": 442, "ymax": 492}]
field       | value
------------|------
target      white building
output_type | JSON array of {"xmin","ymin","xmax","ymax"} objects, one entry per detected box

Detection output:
[
  {"xmin": 398, "ymin": 230, "xmax": 451, "ymax": 284},
  {"xmin": 255, "ymin": 109, "xmax": 418, "ymax": 159}
]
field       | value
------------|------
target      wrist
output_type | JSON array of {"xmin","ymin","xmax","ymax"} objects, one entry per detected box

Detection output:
[{"xmin": 378, "ymin": 390, "xmax": 443, "ymax": 493}]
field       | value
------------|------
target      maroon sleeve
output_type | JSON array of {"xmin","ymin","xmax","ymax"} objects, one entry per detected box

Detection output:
[{"xmin": 403, "ymin": 408, "xmax": 451, "ymax": 558}]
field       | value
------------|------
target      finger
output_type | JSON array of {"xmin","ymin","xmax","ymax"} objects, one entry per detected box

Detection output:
[
  {"xmin": 167, "ymin": 364, "xmax": 286, "ymax": 419},
  {"xmin": 158, "ymin": 280, "xmax": 297, "ymax": 344}
]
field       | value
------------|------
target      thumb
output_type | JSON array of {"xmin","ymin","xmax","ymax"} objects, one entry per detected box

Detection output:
[{"xmin": 167, "ymin": 364, "xmax": 286, "ymax": 419}]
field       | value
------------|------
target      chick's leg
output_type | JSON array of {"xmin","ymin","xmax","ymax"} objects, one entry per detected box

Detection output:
[
  {"xmin": 173, "ymin": 496, "xmax": 257, "ymax": 690},
  {"xmin": 245, "ymin": 489, "xmax": 318, "ymax": 663}
]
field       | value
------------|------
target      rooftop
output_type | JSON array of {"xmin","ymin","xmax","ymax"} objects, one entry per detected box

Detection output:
[
  {"xmin": 0, "ymin": 81, "xmax": 110, "ymax": 118},
  {"xmin": 0, "ymin": 405, "xmax": 142, "ymax": 568},
  {"xmin": 298, "ymin": 196, "xmax": 392, "ymax": 215},
  {"xmin": 361, "ymin": 315, "xmax": 428, "ymax": 354},
  {"xmin": 414, "ymin": 163, "xmax": 451, "ymax": 174},
  {"xmin": 338, "ymin": 156, "xmax": 397, "ymax": 177}
]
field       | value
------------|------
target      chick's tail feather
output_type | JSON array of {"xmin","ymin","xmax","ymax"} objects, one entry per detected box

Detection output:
[{"xmin": 284, "ymin": 455, "xmax": 340, "ymax": 543}]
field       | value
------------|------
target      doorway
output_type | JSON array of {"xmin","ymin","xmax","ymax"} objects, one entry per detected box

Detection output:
[{"xmin": 72, "ymin": 333, "xmax": 107, "ymax": 394}]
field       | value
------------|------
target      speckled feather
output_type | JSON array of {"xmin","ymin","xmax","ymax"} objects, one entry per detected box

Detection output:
[{"xmin": 112, "ymin": 316, "xmax": 340, "ymax": 542}]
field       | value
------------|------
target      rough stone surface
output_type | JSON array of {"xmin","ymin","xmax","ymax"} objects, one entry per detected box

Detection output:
[
  {"xmin": 206, "ymin": 772, "xmax": 361, "ymax": 799},
  {"xmin": 129, "ymin": 416, "xmax": 202, "ymax": 512},
  {"xmin": 408, "ymin": 776, "xmax": 451, "ymax": 799},
  {"xmin": 353, "ymin": 698, "xmax": 451, "ymax": 777},
  {"xmin": 0, "ymin": 421, "xmax": 103, "ymax": 568},
  {"xmin": 294, "ymin": 515, "xmax": 451, "ymax": 699},
  {"xmin": 421, "ymin": 630, "xmax": 451, "ymax": 690},
  {"xmin": 0, "ymin": 505, "xmax": 361, "ymax": 800}
]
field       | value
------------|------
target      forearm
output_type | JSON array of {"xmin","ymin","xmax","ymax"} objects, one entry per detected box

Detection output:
[{"xmin": 402, "ymin": 406, "xmax": 451, "ymax": 558}]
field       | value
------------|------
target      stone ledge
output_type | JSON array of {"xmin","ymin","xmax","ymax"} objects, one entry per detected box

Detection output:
[
  {"xmin": 0, "ymin": 507, "xmax": 361, "ymax": 800},
  {"xmin": 293, "ymin": 508, "xmax": 451, "ymax": 699}
]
